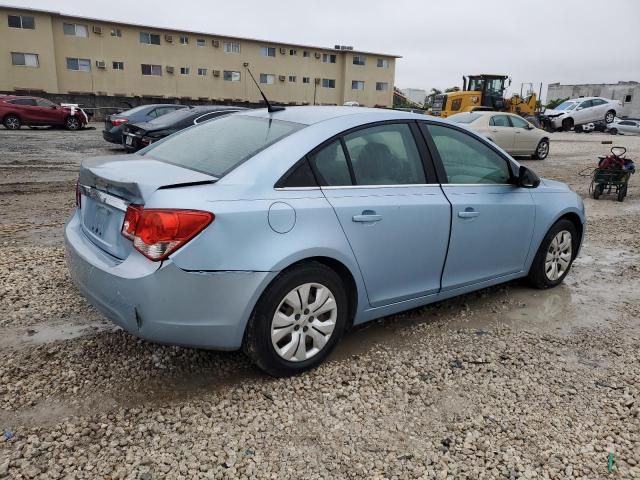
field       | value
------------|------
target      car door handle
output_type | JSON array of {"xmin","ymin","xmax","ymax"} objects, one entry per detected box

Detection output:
[
  {"xmin": 352, "ymin": 210, "xmax": 382, "ymax": 223},
  {"xmin": 458, "ymin": 209, "xmax": 479, "ymax": 219}
]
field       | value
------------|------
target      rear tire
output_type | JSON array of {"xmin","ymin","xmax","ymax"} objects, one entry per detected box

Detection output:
[
  {"xmin": 528, "ymin": 219, "xmax": 577, "ymax": 289},
  {"xmin": 562, "ymin": 118, "xmax": 574, "ymax": 132},
  {"xmin": 243, "ymin": 262, "xmax": 348, "ymax": 377},
  {"xmin": 609, "ymin": 128, "xmax": 618, "ymax": 135},
  {"xmin": 532, "ymin": 139, "xmax": 549, "ymax": 160},
  {"xmin": 65, "ymin": 116, "xmax": 81, "ymax": 130},
  {"xmin": 3, "ymin": 115, "xmax": 21, "ymax": 130},
  {"xmin": 605, "ymin": 110, "xmax": 615, "ymax": 124},
  {"xmin": 617, "ymin": 185, "xmax": 627, "ymax": 202}
]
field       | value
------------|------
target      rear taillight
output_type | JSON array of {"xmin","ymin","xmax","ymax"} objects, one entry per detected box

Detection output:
[
  {"xmin": 111, "ymin": 118, "xmax": 128, "ymax": 126},
  {"xmin": 75, "ymin": 180, "xmax": 81, "ymax": 208},
  {"xmin": 121, "ymin": 206, "xmax": 213, "ymax": 261}
]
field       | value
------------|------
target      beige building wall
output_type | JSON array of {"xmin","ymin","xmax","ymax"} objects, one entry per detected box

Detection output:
[
  {"xmin": 0, "ymin": 8, "xmax": 58, "ymax": 93},
  {"xmin": 0, "ymin": 6, "xmax": 398, "ymax": 107}
]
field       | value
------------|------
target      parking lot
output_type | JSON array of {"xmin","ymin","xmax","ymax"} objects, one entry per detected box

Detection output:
[{"xmin": 1, "ymin": 125, "xmax": 639, "ymax": 478}]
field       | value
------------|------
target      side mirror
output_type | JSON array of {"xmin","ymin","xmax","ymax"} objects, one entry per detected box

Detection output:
[
  {"xmin": 526, "ymin": 124, "xmax": 534, "ymax": 130},
  {"xmin": 51, "ymin": 105, "xmax": 57, "ymax": 109},
  {"xmin": 518, "ymin": 165, "xmax": 540, "ymax": 188}
]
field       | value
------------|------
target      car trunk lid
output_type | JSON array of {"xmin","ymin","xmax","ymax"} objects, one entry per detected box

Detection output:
[{"xmin": 78, "ymin": 155, "xmax": 217, "ymax": 259}]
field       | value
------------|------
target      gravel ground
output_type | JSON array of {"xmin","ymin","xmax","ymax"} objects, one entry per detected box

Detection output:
[{"xmin": 0, "ymin": 126, "xmax": 639, "ymax": 479}]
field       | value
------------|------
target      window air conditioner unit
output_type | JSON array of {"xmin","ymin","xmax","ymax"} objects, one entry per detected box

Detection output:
[
  {"xmin": 314, "ymin": 52, "xmax": 321, "ymax": 59},
  {"xmin": 213, "ymin": 70, "xmax": 221, "ymax": 77},
  {"xmin": 278, "ymin": 75, "xmax": 286, "ymax": 82},
  {"xmin": 166, "ymin": 65, "xmax": 174, "ymax": 73},
  {"xmin": 279, "ymin": 47, "xmax": 287, "ymax": 55},
  {"xmin": 212, "ymin": 39, "xmax": 220, "ymax": 47},
  {"xmin": 95, "ymin": 60, "xmax": 106, "ymax": 69},
  {"xmin": 165, "ymin": 35, "xmax": 173, "ymax": 43},
  {"xmin": 92, "ymin": 26, "xmax": 103, "ymax": 34}
]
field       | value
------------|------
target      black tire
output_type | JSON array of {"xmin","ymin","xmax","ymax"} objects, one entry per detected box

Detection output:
[
  {"xmin": 3, "ymin": 114, "xmax": 21, "ymax": 130},
  {"xmin": 528, "ymin": 219, "xmax": 578, "ymax": 289},
  {"xmin": 574, "ymin": 124, "xmax": 583, "ymax": 133},
  {"xmin": 609, "ymin": 128, "xmax": 618, "ymax": 135},
  {"xmin": 592, "ymin": 183, "xmax": 602, "ymax": 199},
  {"xmin": 562, "ymin": 118, "xmax": 574, "ymax": 132},
  {"xmin": 605, "ymin": 110, "xmax": 615, "ymax": 124},
  {"xmin": 617, "ymin": 185, "xmax": 627, "ymax": 202},
  {"xmin": 243, "ymin": 262, "xmax": 348, "ymax": 377},
  {"xmin": 65, "ymin": 116, "xmax": 81, "ymax": 130},
  {"xmin": 532, "ymin": 139, "xmax": 549, "ymax": 160}
]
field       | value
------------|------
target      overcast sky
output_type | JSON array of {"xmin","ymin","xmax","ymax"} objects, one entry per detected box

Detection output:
[{"xmin": 11, "ymin": 0, "xmax": 640, "ymax": 99}]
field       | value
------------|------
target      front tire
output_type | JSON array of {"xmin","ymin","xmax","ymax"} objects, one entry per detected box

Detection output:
[
  {"xmin": 528, "ymin": 219, "xmax": 577, "ymax": 289},
  {"xmin": 605, "ymin": 110, "xmax": 615, "ymax": 124},
  {"xmin": 562, "ymin": 118, "xmax": 574, "ymax": 132},
  {"xmin": 533, "ymin": 139, "xmax": 549, "ymax": 160},
  {"xmin": 609, "ymin": 128, "xmax": 618, "ymax": 135},
  {"xmin": 243, "ymin": 262, "xmax": 348, "ymax": 377},
  {"xmin": 3, "ymin": 115, "xmax": 21, "ymax": 130},
  {"xmin": 65, "ymin": 116, "xmax": 81, "ymax": 130}
]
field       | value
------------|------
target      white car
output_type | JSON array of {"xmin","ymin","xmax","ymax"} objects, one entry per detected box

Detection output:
[
  {"xmin": 448, "ymin": 111, "xmax": 550, "ymax": 159},
  {"xmin": 608, "ymin": 118, "xmax": 640, "ymax": 136},
  {"xmin": 544, "ymin": 97, "xmax": 621, "ymax": 131}
]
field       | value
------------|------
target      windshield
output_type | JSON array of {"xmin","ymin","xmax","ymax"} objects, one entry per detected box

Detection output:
[
  {"xmin": 554, "ymin": 101, "xmax": 577, "ymax": 111},
  {"xmin": 448, "ymin": 112, "xmax": 483, "ymax": 124},
  {"xmin": 142, "ymin": 115, "xmax": 304, "ymax": 177}
]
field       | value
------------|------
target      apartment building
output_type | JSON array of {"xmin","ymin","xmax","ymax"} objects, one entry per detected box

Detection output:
[{"xmin": 0, "ymin": 6, "xmax": 399, "ymax": 107}]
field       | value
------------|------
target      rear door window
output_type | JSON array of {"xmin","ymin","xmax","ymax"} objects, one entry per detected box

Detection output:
[
  {"xmin": 343, "ymin": 123, "xmax": 426, "ymax": 185},
  {"xmin": 10, "ymin": 98, "xmax": 37, "ymax": 106},
  {"xmin": 309, "ymin": 140, "xmax": 352, "ymax": 186},
  {"xmin": 143, "ymin": 115, "xmax": 304, "ymax": 177},
  {"xmin": 509, "ymin": 116, "xmax": 530, "ymax": 128}
]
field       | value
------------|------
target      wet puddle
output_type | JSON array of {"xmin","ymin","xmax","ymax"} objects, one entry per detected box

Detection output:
[{"xmin": 0, "ymin": 318, "xmax": 114, "ymax": 350}]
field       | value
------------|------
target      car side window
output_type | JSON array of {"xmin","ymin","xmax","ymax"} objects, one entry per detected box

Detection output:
[
  {"xmin": 10, "ymin": 98, "xmax": 37, "ymax": 106},
  {"xmin": 308, "ymin": 140, "xmax": 352, "ymax": 186},
  {"xmin": 277, "ymin": 159, "xmax": 318, "ymax": 188},
  {"xmin": 489, "ymin": 115, "xmax": 510, "ymax": 127},
  {"xmin": 343, "ymin": 123, "xmax": 426, "ymax": 185},
  {"xmin": 424, "ymin": 124, "xmax": 511, "ymax": 185},
  {"xmin": 579, "ymin": 100, "xmax": 593, "ymax": 109},
  {"xmin": 591, "ymin": 99, "xmax": 606, "ymax": 106},
  {"xmin": 155, "ymin": 107, "xmax": 176, "ymax": 117},
  {"xmin": 35, "ymin": 98, "xmax": 56, "ymax": 108},
  {"xmin": 148, "ymin": 109, "xmax": 159, "ymax": 118},
  {"xmin": 509, "ymin": 116, "xmax": 529, "ymax": 128}
]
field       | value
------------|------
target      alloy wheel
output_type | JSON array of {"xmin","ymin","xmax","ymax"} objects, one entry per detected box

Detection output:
[
  {"xmin": 5, "ymin": 116, "xmax": 20, "ymax": 129},
  {"xmin": 545, "ymin": 230, "xmax": 572, "ymax": 281},
  {"xmin": 270, "ymin": 282, "xmax": 337, "ymax": 362},
  {"xmin": 66, "ymin": 117, "xmax": 80, "ymax": 130},
  {"xmin": 537, "ymin": 141, "xmax": 549, "ymax": 159},
  {"xmin": 605, "ymin": 112, "xmax": 615, "ymax": 123}
]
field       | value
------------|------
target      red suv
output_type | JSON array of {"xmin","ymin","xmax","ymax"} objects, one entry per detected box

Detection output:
[{"xmin": 0, "ymin": 95, "xmax": 88, "ymax": 130}]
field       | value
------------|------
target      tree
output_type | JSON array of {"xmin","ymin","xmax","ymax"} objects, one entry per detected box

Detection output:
[
  {"xmin": 545, "ymin": 97, "xmax": 569, "ymax": 109},
  {"xmin": 424, "ymin": 88, "xmax": 443, "ymax": 108},
  {"xmin": 444, "ymin": 86, "xmax": 461, "ymax": 93}
]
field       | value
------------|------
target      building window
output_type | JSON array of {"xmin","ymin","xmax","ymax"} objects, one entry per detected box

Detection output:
[
  {"xmin": 303, "ymin": 51, "xmax": 310, "ymax": 58},
  {"xmin": 197, "ymin": 67, "xmax": 207, "ymax": 76},
  {"xmin": 8, "ymin": 15, "xmax": 35, "ymax": 29},
  {"xmin": 288, "ymin": 75, "xmax": 297, "ymax": 82},
  {"xmin": 178, "ymin": 35, "xmax": 188, "ymax": 45},
  {"xmin": 303, "ymin": 77, "xmax": 310, "ymax": 84},
  {"xmin": 112, "ymin": 61, "xmax": 124, "ymax": 70},
  {"xmin": 625, "ymin": 94, "xmax": 632, "ymax": 103},
  {"xmin": 352, "ymin": 80, "xmax": 365, "ymax": 90},
  {"xmin": 139, "ymin": 32, "xmax": 160, "ymax": 45},
  {"xmin": 260, "ymin": 73, "xmax": 275, "ymax": 85},
  {"xmin": 322, "ymin": 54, "xmax": 337, "ymax": 64},
  {"xmin": 353, "ymin": 55, "xmax": 366, "ymax": 66},
  {"xmin": 11, "ymin": 52, "xmax": 39, "ymax": 67},
  {"xmin": 63, "ymin": 23, "xmax": 88, "ymax": 37},
  {"xmin": 260, "ymin": 47, "xmax": 276, "ymax": 57},
  {"xmin": 223, "ymin": 70, "xmax": 241, "ymax": 82},
  {"xmin": 322, "ymin": 78, "xmax": 336, "ymax": 88},
  {"xmin": 66, "ymin": 57, "xmax": 91, "ymax": 71},
  {"xmin": 196, "ymin": 39, "xmax": 206, "ymax": 47},
  {"xmin": 141, "ymin": 64, "xmax": 162, "ymax": 76},
  {"xmin": 290, "ymin": 49, "xmax": 297, "ymax": 56},
  {"xmin": 377, "ymin": 58, "xmax": 389, "ymax": 68},
  {"xmin": 376, "ymin": 82, "xmax": 389, "ymax": 91},
  {"xmin": 224, "ymin": 41, "xmax": 240, "ymax": 53},
  {"xmin": 110, "ymin": 28, "xmax": 122, "ymax": 37},
  {"xmin": 180, "ymin": 66, "xmax": 190, "ymax": 75}
]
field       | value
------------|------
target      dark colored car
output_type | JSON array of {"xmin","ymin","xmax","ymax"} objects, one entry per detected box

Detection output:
[
  {"xmin": 103, "ymin": 104, "xmax": 185, "ymax": 144},
  {"xmin": 0, "ymin": 95, "xmax": 88, "ymax": 130},
  {"xmin": 121, "ymin": 105, "xmax": 246, "ymax": 152}
]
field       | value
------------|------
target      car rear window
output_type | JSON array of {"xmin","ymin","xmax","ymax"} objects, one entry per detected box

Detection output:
[
  {"xmin": 447, "ymin": 112, "xmax": 483, "ymax": 124},
  {"xmin": 141, "ymin": 115, "xmax": 304, "ymax": 177}
]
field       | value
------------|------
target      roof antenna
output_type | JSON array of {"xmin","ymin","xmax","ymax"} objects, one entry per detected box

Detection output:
[{"xmin": 244, "ymin": 63, "xmax": 285, "ymax": 113}]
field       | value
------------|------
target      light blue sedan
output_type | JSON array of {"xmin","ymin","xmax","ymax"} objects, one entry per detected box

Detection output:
[{"xmin": 65, "ymin": 107, "xmax": 585, "ymax": 376}]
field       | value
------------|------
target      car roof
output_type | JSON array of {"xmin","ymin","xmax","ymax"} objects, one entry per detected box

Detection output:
[
  {"xmin": 238, "ymin": 106, "xmax": 429, "ymax": 126},
  {"xmin": 185, "ymin": 105, "xmax": 248, "ymax": 113}
]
